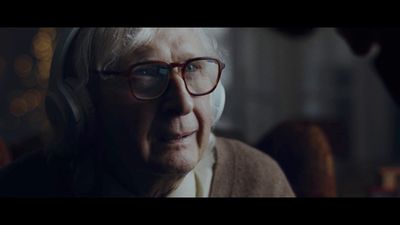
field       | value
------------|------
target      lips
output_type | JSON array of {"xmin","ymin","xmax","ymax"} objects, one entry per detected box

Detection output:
[{"xmin": 159, "ymin": 130, "xmax": 197, "ymax": 142}]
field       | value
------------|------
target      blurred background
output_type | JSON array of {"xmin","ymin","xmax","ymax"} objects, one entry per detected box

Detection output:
[{"xmin": 1, "ymin": 27, "xmax": 400, "ymax": 197}]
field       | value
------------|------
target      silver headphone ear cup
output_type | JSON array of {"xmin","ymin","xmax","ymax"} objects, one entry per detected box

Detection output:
[
  {"xmin": 211, "ymin": 83, "xmax": 225, "ymax": 126},
  {"xmin": 74, "ymin": 85, "xmax": 96, "ymax": 141},
  {"xmin": 45, "ymin": 92, "xmax": 68, "ymax": 141},
  {"xmin": 46, "ymin": 28, "xmax": 84, "ymax": 149},
  {"xmin": 45, "ymin": 89, "xmax": 80, "ymax": 157}
]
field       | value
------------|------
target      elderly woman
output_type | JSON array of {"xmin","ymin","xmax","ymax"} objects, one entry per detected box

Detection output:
[{"xmin": 0, "ymin": 28, "xmax": 294, "ymax": 197}]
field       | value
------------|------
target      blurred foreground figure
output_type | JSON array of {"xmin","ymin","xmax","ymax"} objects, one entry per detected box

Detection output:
[{"xmin": 258, "ymin": 122, "xmax": 336, "ymax": 197}]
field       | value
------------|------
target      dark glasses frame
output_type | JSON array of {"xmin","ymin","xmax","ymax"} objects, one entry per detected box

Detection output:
[{"xmin": 95, "ymin": 57, "xmax": 225, "ymax": 100}]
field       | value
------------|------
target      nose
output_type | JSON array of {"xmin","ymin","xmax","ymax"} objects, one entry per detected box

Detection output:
[{"xmin": 160, "ymin": 69, "xmax": 194, "ymax": 116}]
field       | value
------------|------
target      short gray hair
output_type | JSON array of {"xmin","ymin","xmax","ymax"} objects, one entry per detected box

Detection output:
[{"xmin": 72, "ymin": 28, "xmax": 224, "ymax": 83}]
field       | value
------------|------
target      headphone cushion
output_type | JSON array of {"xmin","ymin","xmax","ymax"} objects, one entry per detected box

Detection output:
[
  {"xmin": 210, "ymin": 83, "xmax": 225, "ymax": 125},
  {"xmin": 75, "ymin": 85, "xmax": 96, "ymax": 139},
  {"xmin": 45, "ymin": 89, "xmax": 80, "ymax": 156}
]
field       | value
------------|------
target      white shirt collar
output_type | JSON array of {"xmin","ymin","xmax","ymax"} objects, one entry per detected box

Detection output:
[{"xmin": 167, "ymin": 133, "xmax": 216, "ymax": 197}]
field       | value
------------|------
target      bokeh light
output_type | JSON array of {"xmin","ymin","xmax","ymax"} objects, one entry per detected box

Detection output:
[
  {"xmin": 31, "ymin": 27, "xmax": 56, "ymax": 89},
  {"xmin": 19, "ymin": 75, "xmax": 37, "ymax": 88},
  {"xmin": 32, "ymin": 31, "xmax": 53, "ymax": 61},
  {"xmin": 1, "ymin": 28, "xmax": 57, "ymax": 159},
  {"xmin": 22, "ymin": 89, "xmax": 42, "ymax": 112},
  {"xmin": 37, "ymin": 76, "xmax": 49, "ymax": 88},
  {"xmin": 14, "ymin": 54, "xmax": 33, "ymax": 78},
  {"xmin": 39, "ymin": 28, "xmax": 57, "ymax": 42},
  {"xmin": 9, "ymin": 97, "xmax": 28, "ymax": 117},
  {"xmin": 28, "ymin": 109, "xmax": 46, "ymax": 127},
  {"xmin": 36, "ymin": 60, "xmax": 51, "ymax": 80}
]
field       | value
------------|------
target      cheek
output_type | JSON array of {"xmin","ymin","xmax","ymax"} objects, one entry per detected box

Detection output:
[{"xmin": 98, "ymin": 87, "xmax": 157, "ymax": 152}]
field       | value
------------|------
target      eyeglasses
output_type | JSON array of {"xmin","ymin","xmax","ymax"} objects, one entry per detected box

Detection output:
[{"xmin": 96, "ymin": 57, "xmax": 225, "ymax": 100}]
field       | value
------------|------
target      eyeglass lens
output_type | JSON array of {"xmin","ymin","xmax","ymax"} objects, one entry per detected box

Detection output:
[{"xmin": 129, "ymin": 58, "xmax": 221, "ymax": 100}]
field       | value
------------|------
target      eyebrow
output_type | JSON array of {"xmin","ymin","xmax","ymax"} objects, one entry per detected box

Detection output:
[
  {"xmin": 122, "ymin": 52, "xmax": 207, "ymax": 68},
  {"xmin": 118, "ymin": 44, "xmax": 214, "ymax": 69},
  {"xmin": 119, "ymin": 46, "xmax": 155, "ymax": 66}
]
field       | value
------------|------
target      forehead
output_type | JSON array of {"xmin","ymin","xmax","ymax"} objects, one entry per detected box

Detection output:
[
  {"xmin": 121, "ymin": 28, "xmax": 215, "ymax": 65},
  {"xmin": 151, "ymin": 28, "xmax": 205, "ymax": 51}
]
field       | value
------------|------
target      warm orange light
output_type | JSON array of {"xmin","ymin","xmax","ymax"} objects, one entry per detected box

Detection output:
[
  {"xmin": 27, "ymin": 109, "xmax": 46, "ymax": 127},
  {"xmin": 36, "ymin": 60, "xmax": 51, "ymax": 80},
  {"xmin": 22, "ymin": 89, "xmax": 42, "ymax": 111},
  {"xmin": 9, "ymin": 97, "xmax": 28, "ymax": 117},
  {"xmin": 37, "ymin": 77, "xmax": 49, "ymax": 88},
  {"xmin": 32, "ymin": 31, "xmax": 53, "ymax": 61},
  {"xmin": 14, "ymin": 54, "xmax": 33, "ymax": 77},
  {"xmin": 39, "ymin": 28, "xmax": 57, "ymax": 42},
  {"xmin": 19, "ymin": 75, "xmax": 37, "ymax": 88}
]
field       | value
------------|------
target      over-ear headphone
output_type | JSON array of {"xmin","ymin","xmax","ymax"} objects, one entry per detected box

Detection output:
[
  {"xmin": 46, "ymin": 27, "xmax": 94, "ymax": 156},
  {"xmin": 211, "ymin": 82, "xmax": 225, "ymax": 126},
  {"xmin": 46, "ymin": 28, "xmax": 226, "ymax": 154}
]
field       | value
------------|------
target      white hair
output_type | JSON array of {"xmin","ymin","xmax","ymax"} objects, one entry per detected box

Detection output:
[{"xmin": 72, "ymin": 28, "xmax": 224, "ymax": 82}]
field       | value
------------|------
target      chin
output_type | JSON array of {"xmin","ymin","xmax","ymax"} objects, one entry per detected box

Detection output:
[
  {"xmin": 148, "ymin": 146, "xmax": 200, "ymax": 175},
  {"xmin": 146, "ymin": 131, "xmax": 204, "ymax": 175}
]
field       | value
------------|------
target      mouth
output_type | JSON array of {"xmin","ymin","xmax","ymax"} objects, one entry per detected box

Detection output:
[{"xmin": 159, "ymin": 130, "xmax": 197, "ymax": 143}]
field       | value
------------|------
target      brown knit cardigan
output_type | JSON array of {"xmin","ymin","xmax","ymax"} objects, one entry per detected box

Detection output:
[
  {"xmin": 209, "ymin": 137, "xmax": 295, "ymax": 197},
  {"xmin": 0, "ymin": 137, "xmax": 295, "ymax": 197}
]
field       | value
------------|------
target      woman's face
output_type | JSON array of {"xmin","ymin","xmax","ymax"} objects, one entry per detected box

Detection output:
[{"xmin": 98, "ymin": 29, "xmax": 216, "ymax": 176}]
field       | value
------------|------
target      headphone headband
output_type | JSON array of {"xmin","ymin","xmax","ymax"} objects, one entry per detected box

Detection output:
[{"xmin": 48, "ymin": 28, "xmax": 81, "ymax": 122}]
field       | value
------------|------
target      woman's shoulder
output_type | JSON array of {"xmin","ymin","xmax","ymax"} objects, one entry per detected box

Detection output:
[{"xmin": 214, "ymin": 137, "xmax": 295, "ymax": 197}]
